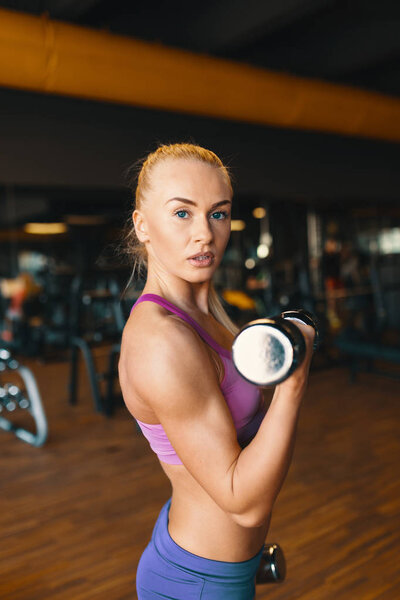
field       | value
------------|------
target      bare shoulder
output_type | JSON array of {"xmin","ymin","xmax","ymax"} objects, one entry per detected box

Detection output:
[
  {"xmin": 119, "ymin": 302, "xmax": 164, "ymax": 413},
  {"xmin": 120, "ymin": 301, "xmax": 208, "ymax": 365},
  {"xmin": 136, "ymin": 314, "xmax": 217, "ymax": 399},
  {"xmin": 119, "ymin": 302, "xmax": 218, "ymax": 413}
]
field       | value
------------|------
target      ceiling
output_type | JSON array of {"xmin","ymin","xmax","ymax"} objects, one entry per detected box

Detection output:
[
  {"xmin": 1, "ymin": 0, "xmax": 399, "ymax": 98},
  {"xmin": 0, "ymin": 0, "xmax": 399, "ymax": 218}
]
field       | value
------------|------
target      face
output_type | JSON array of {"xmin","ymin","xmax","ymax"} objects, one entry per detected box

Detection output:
[{"xmin": 133, "ymin": 159, "xmax": 232, "ymax": 283}]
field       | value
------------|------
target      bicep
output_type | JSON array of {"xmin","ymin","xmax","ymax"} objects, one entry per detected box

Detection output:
[{"xmin": 135, "ymin": 320, "xmax": 242, "ymax": 513}]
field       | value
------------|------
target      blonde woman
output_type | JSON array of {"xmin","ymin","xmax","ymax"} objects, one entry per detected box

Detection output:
[{"xmin": 119, "ymin": 143, "xmax": 315, "ymax": 599}]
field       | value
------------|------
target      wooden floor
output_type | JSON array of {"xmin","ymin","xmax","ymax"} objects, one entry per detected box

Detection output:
[{"xmin": 1, "ymin": 352, "xmax": 399, "ymax": 600}]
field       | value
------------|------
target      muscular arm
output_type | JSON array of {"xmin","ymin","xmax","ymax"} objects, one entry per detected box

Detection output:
[
  {"xmin": 124, "ymin": 315, "xmax": 314, "ymax": 528},
  {"xmin": 233, "ymin": 319, "xmax": 315, "ymax": 526},
  {"xmin": 230, "ymin": 382, "xmax": 305, "ymax": 526}
]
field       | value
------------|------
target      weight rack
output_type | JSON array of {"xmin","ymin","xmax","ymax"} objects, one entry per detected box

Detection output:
[{"xmin": 0, "ymin": 349, "xmax": 48, "ymax": 447}]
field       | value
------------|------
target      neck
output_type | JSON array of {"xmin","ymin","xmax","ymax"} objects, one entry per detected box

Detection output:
[{"xmin": 143, "ymin": 269, "xmax": 212, "ymax": 316}]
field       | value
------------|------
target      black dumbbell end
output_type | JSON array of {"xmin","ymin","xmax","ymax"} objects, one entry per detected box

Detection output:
[
  {"xmin": 281, "ymin": 309, "xmax": 319, "ymax": 350},
  {"xmin": 256, "ymin": 543, "xmax": 286, "ymax": 584}
]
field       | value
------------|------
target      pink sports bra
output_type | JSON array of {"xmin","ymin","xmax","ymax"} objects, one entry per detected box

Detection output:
[{"xmin": 131, "ymin": 293, "xmax": 265, "ymax": 465}]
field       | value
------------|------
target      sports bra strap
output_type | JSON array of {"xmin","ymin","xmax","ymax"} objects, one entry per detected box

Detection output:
[{"xmin": 132, "ymin": 293, "xmax": 231, "ymax": 358}]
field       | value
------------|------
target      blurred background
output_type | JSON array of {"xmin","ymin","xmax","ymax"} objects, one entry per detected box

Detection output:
[{"xmin": 0, "ymin": 2, "xmax": 399, "ymax": 599}]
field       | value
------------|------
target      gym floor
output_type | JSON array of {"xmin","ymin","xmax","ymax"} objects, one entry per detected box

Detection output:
[{"xmin": 1, "ymin": 351, "xmax": 399, "ymax": 600}]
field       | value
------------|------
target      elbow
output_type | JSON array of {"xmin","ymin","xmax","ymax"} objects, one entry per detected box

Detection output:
[{"xmin": 229, "ymin": 503, "xmax": 272, "ymax": 528}]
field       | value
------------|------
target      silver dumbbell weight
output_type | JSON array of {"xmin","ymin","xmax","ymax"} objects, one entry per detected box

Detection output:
[{"xmin": 232, "ymin": 310, "xmax": 318, "ymax": 386}]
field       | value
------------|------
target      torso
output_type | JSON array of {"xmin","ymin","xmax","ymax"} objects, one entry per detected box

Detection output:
[{"xmin": 119, "ymin": 293, "xmax": 271, "ymax": 561}]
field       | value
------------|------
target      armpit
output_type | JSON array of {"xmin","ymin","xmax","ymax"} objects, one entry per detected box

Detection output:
[{"xmin": 207, "ymin": 347, "xmax": 225, "ymax": 385}]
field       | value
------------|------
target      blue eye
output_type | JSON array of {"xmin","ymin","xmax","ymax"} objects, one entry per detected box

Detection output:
[
  {"xmin": 211, "ymin": 211, "xmax": 228, "ymax": 220},
  {"xmin": 174, "ymin": 210, "xmax": 229, "ymax": 220}
]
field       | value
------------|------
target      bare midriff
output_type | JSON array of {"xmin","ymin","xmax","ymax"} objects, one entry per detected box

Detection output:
[{"xmin": 160, "ymin": 460, "xmax": 271, "ymax": 562}]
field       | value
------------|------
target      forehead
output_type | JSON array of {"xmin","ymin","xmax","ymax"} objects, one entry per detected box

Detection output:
[{"xmin": 149, "ymin": 158, "xmax": 231, "ymax": 198}]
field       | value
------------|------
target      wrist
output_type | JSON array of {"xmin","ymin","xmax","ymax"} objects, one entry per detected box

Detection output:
[{"xmin": 274, "ymin": 375, "xmax": 308, "ymax": 403}]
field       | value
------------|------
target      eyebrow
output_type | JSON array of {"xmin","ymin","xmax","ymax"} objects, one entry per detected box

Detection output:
[{"xmin": 165, "ymin": 197, "xmax": 232, "ymax": 209}]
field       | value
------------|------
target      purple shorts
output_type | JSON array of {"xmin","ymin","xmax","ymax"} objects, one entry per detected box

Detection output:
[{"xmin": 136, "ymin": 498, "xmax": 264, "ymax": 599}]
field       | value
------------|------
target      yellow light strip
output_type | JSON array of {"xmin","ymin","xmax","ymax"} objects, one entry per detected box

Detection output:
[
  {"xmin": 24, "ymin": 222, "xmax": 67, "ymax": 235},
  {"xmin": 231, "ymin": 220, "xmax": 246, "ymax": 231}
]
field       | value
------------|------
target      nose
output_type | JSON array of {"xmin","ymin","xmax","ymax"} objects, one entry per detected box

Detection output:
[{"xmin": 194, "ymin": 215, "xmax": 214, "ymax": 244}]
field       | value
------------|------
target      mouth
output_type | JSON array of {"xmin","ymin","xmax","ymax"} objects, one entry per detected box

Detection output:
[{"xmin": 188, "ymin": 252, "xmax": 215, "ymax": 267}]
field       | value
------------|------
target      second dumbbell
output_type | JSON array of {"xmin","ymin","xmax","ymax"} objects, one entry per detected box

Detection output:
[{"xmin": 256, "ymin": 543, "xmax": 286, "ymax": 584}]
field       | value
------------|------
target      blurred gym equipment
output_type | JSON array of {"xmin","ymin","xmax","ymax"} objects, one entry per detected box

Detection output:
[
  {"xmin": 68, "ymin": 272, "xmax": 125, "ymax": 415},
  {"xmin": 335, "ymin": 254, "xmax": 400, "ymax": 381},
  {"xmin": 0, "ymin": 349, "xmax": 48, "ymax": 447}
]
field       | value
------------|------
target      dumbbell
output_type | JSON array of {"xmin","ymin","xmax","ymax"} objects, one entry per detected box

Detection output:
[
  {"xmin": 232, "ymin": 309, "xmax": 319, "ymax": 386},
  {"xmin": 5, "ymin": 383, "xmax": 30, "ymax": 409},
  {"xmin": 0, "ymin": 349, "xmax": 19, "ymax": 372},
  {"xmin": 256, "ymin": 543, "xmax": 286, "ymax": 583},
  {"xmin": 0, "ymin": 385, "xmax": 17, "ymax": 411}
]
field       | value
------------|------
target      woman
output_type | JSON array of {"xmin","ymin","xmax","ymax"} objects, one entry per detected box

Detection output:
[{"xmin": 119, "ymin": 143, "xmax": 315, "ymax": 599}]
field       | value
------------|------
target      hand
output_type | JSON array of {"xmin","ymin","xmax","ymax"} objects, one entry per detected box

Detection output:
[{"xmin": 277, "ymin": 320, "xmax": 315, "ymax": 396}]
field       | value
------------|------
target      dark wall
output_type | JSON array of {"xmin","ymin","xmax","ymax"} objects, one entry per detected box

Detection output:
[{"xmin": 0, "ymin": 87, "xmax": 399, "ymax": 200}]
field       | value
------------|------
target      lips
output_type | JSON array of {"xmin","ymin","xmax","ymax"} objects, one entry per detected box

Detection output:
[{"xmin": 189, "ymin": 252, "xmax": 214, "ymax": 259}]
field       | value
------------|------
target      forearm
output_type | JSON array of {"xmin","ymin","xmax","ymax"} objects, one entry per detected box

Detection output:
[{"xmin": 230, "ymin": 380, "xmax": 306, "ymax": 526}]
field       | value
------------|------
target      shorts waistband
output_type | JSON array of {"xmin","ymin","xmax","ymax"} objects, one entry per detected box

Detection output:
[{"xmin": 152, "ymin": 498, "xmax": 264, "ymax": 581}]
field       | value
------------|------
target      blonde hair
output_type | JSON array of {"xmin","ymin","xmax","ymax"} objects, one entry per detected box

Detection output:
[{"xmin": 124, "ymin": 142, "xmax": 239, "ymax": 336}]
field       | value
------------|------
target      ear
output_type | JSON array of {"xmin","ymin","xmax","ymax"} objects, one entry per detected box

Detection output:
[{"xmin": 132, "ymin": 209, "xmax": 149, "ymax": 243}]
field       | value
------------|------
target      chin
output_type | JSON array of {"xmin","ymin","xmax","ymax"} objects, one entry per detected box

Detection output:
[
  {"xmin": 186, "ymin": 272, "xmax": 213, "ymax": 283},
  {"xmin": 183, "ymin": 267, "xmax": 216, "ymax": 283}
]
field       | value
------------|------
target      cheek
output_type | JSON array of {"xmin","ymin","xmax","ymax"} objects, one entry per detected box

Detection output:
[
  {"xmin": 149, "ymin": 218, "xmax": 186, "ymax": 253},
  {"xmin": 215, "ymin": 223, "xmax": 231, "ymax": 247}
]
